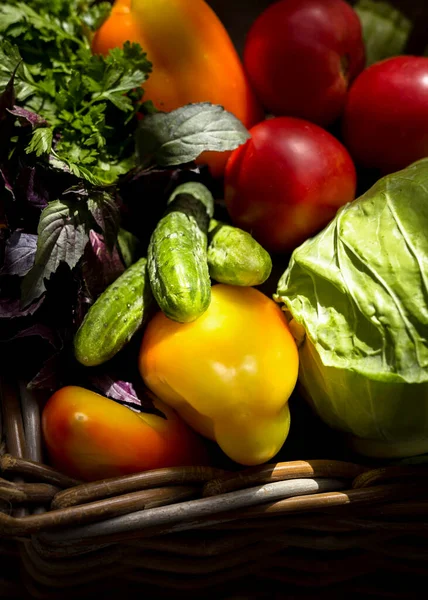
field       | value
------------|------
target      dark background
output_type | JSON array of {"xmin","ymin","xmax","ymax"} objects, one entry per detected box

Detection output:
[
  {"xmin": 207, "ymin": 0, "xmax": 428, "ymax": 57},
  {"xmin": 207, "ymin": 0, "xmax": 276, "ymax": 55}
]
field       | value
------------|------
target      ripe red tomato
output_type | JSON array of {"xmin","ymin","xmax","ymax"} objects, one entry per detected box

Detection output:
[
  {"xmin": 224, "ymin": 117, "xmax": 357, "ymax": 254},
  {"xmin": 342, "ymin": 56, "xmax": 428, "ymax": 173},
  {"xmin": 42, "ymin": 386, "xmax": 209, "ymax": 481},
  {"xmin": 243, "ymin": 0, "xmax": 365, "ymax": 127}
]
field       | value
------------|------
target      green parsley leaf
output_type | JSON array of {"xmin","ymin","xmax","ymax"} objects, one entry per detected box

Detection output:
[
  {"xmin": 26, "ymin": 127, "xmax": 54, "ymax": 157},
  {"xmin": 81, "ymin": 2, "xmax": 111, "ymax": 32},
  {"xmin": 0, "ymin": 40, "xmax": 36, "ymax": 100},
  {"xmin": 0, "ymin": 3, "xmax": 151, "ymax": 186}
]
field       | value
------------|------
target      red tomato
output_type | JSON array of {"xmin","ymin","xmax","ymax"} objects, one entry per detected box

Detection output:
[
  {"xmin": 42, "ymin": 386, "xmax": 208, "ymax": 481},
  {"xmin": 342, "ymin": 56, "xmax": 428, "ymax": 173},
  {"xmin": 224, "ymin": 117, "xmax": 356, "ymax": 254},
  {"xmin": 244, "ymin": 0, "xmax": 365, "ymax": 127}
]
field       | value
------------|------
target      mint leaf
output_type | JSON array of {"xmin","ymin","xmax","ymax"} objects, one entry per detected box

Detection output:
[
  {"xmin": 136, "ymin": 103, "xmax": 251, "ymax": 167},
  {"xmin": 21, "ymin": 199, "xmax": 90, "ymax": 306}
]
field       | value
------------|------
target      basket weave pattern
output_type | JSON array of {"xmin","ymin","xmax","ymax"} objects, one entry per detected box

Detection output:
[{"xmin": 1, "ymin": 378, "xmax": 428, "ymax": 599}]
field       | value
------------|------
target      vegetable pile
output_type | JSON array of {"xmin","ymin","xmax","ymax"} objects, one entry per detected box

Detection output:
[{"xmin": 1, "ymin": 0, "xmax": 428, "ymax": 481}]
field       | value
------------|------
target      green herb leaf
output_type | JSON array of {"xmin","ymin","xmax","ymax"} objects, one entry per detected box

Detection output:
[
  {"xmin": 0, "ymin": 40, "xmax": 36, "ymax": 100},
  {"xmin": 136, "ymin": 103, "xmax": 251, "ymax": 167},
  {"xmin": 1, "ymin": 7, "xmax": 151, "ymax": 187},
  {"xmin": 81, "ymin": 1, "xmax": 111, "ymax": 32},
  {"xmin": 117, "ymin": 228, "xmax": 141, "ymax": 268},
  {"xmin": 26, "ymin": 127, "xmax": 54, "ymax": 156},
  {"xmin": 354, "ymin": 0, "xmax": 412, "ymax": 65},
  {"xmin": 88, "ymin": 190, "xmax": 121, "ymax": 252},
  {"xmin": 21, "ymin": 199, "xmax": 91, "ymax": 306}
]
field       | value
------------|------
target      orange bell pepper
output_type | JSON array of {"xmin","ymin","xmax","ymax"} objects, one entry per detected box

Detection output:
[{"xmin": 92, "ymin": 0, "xmax": 263, "ymax": 177}]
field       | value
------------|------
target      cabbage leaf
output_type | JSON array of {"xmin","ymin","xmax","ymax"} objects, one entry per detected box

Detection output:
[{"xmin": 275, "ymin": 159, "xmax": 428, "ymax": 457}]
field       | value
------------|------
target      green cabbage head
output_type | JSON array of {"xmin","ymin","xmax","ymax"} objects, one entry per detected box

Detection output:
[{"xmin": 275, "ymin": 159, "xmax": 428, "ymax": 458}]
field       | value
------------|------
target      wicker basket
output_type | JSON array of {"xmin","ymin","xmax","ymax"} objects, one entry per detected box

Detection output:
[
  {"xmin": 2, "ymin": 379, "xmax": 428, "ymax": 600},
  {"xmin": 2, "ymin": 1, "xmax": 428, "ymax": 599}
]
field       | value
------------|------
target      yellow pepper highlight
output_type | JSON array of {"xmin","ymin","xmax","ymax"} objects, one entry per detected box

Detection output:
[{"xmin": 139, "ymin": 285, "xmax": 299, "ymax": 465}]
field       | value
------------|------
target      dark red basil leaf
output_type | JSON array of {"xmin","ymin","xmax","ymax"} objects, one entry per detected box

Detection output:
[{"xmin": 1, "ymin": 231, "xmax": 37, "ymax": 276}]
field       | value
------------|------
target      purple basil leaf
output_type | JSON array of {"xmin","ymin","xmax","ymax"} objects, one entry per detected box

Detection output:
[
  {"xmin": 0, "ymin": 166, "xmax": 15, "ymax": 202},
  {"xmin": 73, "ymin": 275, "xmax": 93, "ymax": 329},
  {"xmin": 0, "ymin": 71, "xmax": 18, "ymax": 163},
  {"xmin": 0, "ymin": 321, "xmax": 60, "ymax": 387},
  {"xmin": 89, "ymin": 372, "xmax": 165, "ymax": 418},
  {"xmin": 92, "ymin": 374, "xmax": 141, "ymax": 406},
  {"xmin": 27, "ymin": 352, "xmax": 62, "ymax": 391},
  {"xmin": 0, "ymin": 293, "xmax": 44, "ymax": 318},
  {"xmin": 63, "ymin": 185, "xmax": 89, "ymax": 199},
  {"xmin": 16, "ymin": 167, "xmax": 49, "ymax": 211},
  {"xmin": 0, "ymin": 171, "xmax": 12, "ymax": 231},
  {"xmin": 82, "ymin": 230, "xmax": 125, "ymax": 299},
  {"xmin": 1, "ymin": 231, "xmax": 37, "ymax": 276},
  {"xmin": 7, "ymin": 105, "xmax": 48, "ymax": 128},
  {"xmin": 13, "ymin": 323, "xmax": 59, "ymax": 349},
  {"xmin": 0, "ymin": 335, "xmax": 54, "ymax": 388},
  {"xmin": 87, "ymin": 190, "xmax": 121, "ymax": 252}
]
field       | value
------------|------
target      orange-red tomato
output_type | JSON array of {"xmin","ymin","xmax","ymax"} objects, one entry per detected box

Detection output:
[
  {"xmin": 42, "ymin": 386, "xmax": 208, "ymax": 481},
  {"xmin": 343, "ymin": 56, "xmax": 428, "ymax": 173},
  {"xmin": 243, "ymin": 0, "xmax": 365, "ymax": 127},
  {"xmin": 225, "ymin": 117, "xmax": 357, "ymax": 254},
  {"xmin": 91, "ymin": 0, "xmax": 263, "ymax": 177}
]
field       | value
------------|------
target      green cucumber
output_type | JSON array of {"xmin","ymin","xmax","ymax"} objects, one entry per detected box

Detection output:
[
  {"xmin": 74, "ymin": 257, "xmax": 153, "ymax": 367},
  {"xmin": 207, "ymin": 219, "xmax": 272, "ymax": 286},
  {"xmin": 148, "ymin": 182, "xmax": 214, "ymax": 323}
]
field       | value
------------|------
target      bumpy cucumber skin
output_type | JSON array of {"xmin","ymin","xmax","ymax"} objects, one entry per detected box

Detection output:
[
  {"xmin": 207, "ymin": 219, "xmax": 273, "ymax": 286},
  {"xmin": 148, "ymin": 182, "xmax": 214, "ymax": 323},
  {"xmin": 74, "ymin": 257, "xmax": 153, "ymax": 367}
]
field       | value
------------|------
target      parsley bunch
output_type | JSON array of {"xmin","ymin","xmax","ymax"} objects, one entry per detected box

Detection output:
[{"xmin": 0, "ymin": 0, "xmax": 152, "ymax": 185}]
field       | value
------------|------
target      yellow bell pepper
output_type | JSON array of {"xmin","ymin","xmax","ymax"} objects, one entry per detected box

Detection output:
[
  {"xmin": 139, "ymin": 285, "xmax": 299, "ymax": 465},
  {"xmin": 91, "ymin": 0, "xmax": 263, "ymax": 177}
]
